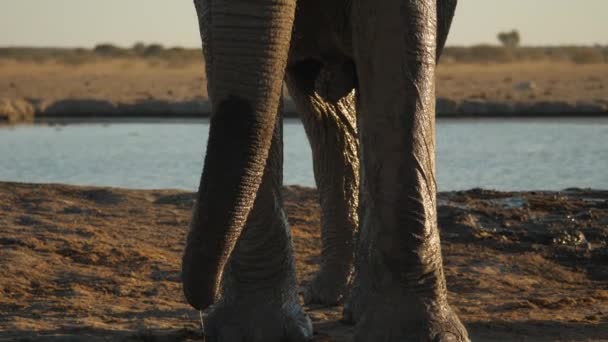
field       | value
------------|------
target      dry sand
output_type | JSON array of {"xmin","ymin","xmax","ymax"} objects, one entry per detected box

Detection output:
[
  {"xmin": 1, "ymin": 182, "xmax": 606, "ymax": 341},
  {"xmin": 436, "ymin": 62, "xmax": 607, "ymax": 105},
  {"xmin": 0, "ymin": 59, "xmax": 606, "ymax": 104},
  {"xmin": 0, "ymin": 59, "xmax": 209, "ymax": 103}
]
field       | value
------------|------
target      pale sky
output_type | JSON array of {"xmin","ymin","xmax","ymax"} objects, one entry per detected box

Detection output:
[{"xmin": 0, "ymin": 0, "xmax": 606, "ymax": 48}]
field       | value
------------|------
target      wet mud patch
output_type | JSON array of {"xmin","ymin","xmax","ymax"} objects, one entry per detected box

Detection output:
[{"xmin": 0, "ymin": 182, "xmax": 606, "ymax": 341}]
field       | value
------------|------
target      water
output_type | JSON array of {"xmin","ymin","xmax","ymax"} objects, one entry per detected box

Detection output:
[{"xmin": 1, "ymin": 118, "xmax": 607, "ymax": 191}]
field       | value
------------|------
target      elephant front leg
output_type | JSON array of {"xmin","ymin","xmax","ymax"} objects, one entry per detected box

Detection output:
[
  {"xmin": 204, "ymin": 115, "xmax": 312, "ymax": 342},
  {"xmin": 344, "ymin": 0, "xmax": 457, "ymax": 325},
  {"xmin": 350, "ymin": 1, "xmax": 469, "ymax": 341},
  {"xmin": 286, "ymin": 59, "xmax": 359, "ymax": 306}
]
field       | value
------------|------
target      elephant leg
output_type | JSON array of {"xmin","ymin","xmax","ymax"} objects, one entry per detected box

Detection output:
[
  {"xmin": 343, "ymin": 0, "xmax": 459, "ymax": 326},
  {"xmin": 204, "ymin": 112, "xmax": 313, "ymax": 342},
  {"xmin": 350, "ymin": 1, "xmax": 469, "ymax": 341},
  {"xmin": 342, "ymin": 0, "xmax": 457, "ymax": 324},
  {"xmin": 285, "ymin": 59, "xmax": 359, "ymax": 306}
]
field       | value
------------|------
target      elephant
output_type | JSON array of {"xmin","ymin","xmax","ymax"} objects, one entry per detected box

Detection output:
[{"xmin": 181, "ymin": 0, "xmax": 470, "ymax": 341}]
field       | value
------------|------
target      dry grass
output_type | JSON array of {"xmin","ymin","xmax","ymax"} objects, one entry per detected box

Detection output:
[
  {"xmin": 0, "ymin": 59, "xmax": 208, "ymax": 103},
  {"xmin": 2, "ymin": 45, "xmax": 607, "ymax": 66},
  {"xmin": 1, "ymin": 59, "xmax": 606, "ymax": 107},
  {"xmin": 443, "ymin": 45, "xmax": 608, "ymax": 64},
  {"xmin": 436, "ymin": 61, "xmax": 608, "ymax": 104},
  {"xmin": 0, "ymin": 46, "xmax": 203, "ymax": 67},
  {"xmin": 1, "ymin": 46, "xmax": 606, "ymax": 116}
]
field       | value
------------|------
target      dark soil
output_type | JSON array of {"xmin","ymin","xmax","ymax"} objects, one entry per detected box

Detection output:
[{"xmin": 0, "ymin": 182, "xmax": 606, "ymax": 341}]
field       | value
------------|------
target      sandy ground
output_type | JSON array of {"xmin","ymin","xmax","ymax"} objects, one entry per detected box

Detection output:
[
  {"xmin": 436, "ymin": 62, "xmax": 607, "ymax": 105},
  {"xmin": 0, "ymin": 182, "xmax": 606, "ymax": 341},
  {"xmin": 0, "ymin": 60, "xmax": 208, "ymax": 104},
  {"xmin": 0, "ymin": 60, "xmax": 606, "ymax": 106}
]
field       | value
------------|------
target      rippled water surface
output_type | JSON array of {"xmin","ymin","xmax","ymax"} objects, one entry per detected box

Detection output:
[{"xmin": 1, "ymin": 118, "xmax": 607, "ymax": 191}]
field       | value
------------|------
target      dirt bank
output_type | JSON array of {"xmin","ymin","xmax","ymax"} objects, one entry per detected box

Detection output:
[
  {"xmin": 0, "ymin": 60, "xmax": 606, "ymax": 123},
  {"xmin": 0, "ymin": 182, "xmax": 607, "ymax": 341}
]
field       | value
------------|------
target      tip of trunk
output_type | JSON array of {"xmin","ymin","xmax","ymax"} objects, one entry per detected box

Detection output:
[{"xmin": 182, "ymin": 243, "xmax": 221, "ymax": 310}]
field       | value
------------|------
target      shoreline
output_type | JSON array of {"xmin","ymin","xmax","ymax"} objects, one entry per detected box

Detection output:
[
  {"xmin": 1, "ymin": 179, "xmax": 606, "ymax": 193},
  {"xmin": 2, "ymin": 97, "xmax": 607, "ymax": 125},
  {"xmin": 2, "ymin": 60, "xmax": 607, "ymax": 124}
]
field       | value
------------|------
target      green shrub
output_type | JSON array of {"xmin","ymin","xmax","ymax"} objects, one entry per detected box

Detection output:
[
  {"xmin": 497, "ymin": 30, "xmax": 521, "ymax": 48},
  {"xmin": 2, "ymin": 44, "xmax": 603, "ymax": 65},
  {"xmin": 570, "ymin": 48, "xmax": 605, "ymax": 64},
  {"xmin": 132, "ymin": 42, "xmax": 146, "ymax": 55},
  {"xmin": 442, "ymin": 45, "xmax": 608, "ymax": 64},
  {"xmin": 143, "ymin": 44, "xmax": 164, "ymax": 57},
  {"xmin": 94, "ymin": 43, "xmax": 128, "ymax": 57}
]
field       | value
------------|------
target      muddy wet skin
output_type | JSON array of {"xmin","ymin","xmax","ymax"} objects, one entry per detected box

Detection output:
[{"xmin": 0, "ymin": 182, "xmax": 606, "ymax": 341}]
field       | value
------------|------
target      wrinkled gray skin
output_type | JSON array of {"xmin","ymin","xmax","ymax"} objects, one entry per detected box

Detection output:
[{"xmin": 182, "ymin": 0, "xmax": 469, "ymax": 341}]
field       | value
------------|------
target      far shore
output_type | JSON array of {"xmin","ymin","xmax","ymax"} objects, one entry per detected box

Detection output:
[
  {"xmin": 1, "ymin": 59, "xmax": 607, "ymax": 124},
  {"xmin": 3, "ymin": 96, "xmax": 608, "ymax": 125}
]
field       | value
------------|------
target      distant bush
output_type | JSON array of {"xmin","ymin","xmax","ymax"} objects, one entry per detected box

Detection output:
[
  {"xmin": 132, "ymin": 42, "xmax": 146, "ymax": 55},
  {"xmin": 0, "ymin": 47, "xmax": 54, "ymax": 62},
  {"xmin": 497, "ymin": 30, "xmax": 521, "ymax": 48},
  {"xmin": 143, "ymin": 44, "xmax": 164, "ymax": 57},
  {"xmin": 93, "ymin": 43, "xmax": 128, "ymax": 57},
  {"xmin": 570, "ymin": 48, "xmax": 605, "ymax": 64},
  {"xmin": 442, "ymin": 45, "xmax": 608, "ymax": 64},
  {"xmin": 443, "ymin": 45, "xmax": 514, "ymax": 63},
  {"xmin": 1, "ymin": 44, "xmax": 605, "ymax": 65},
  {"xmin": 60, "ymin": 53, "xmax": 92, "ymax": 66}
]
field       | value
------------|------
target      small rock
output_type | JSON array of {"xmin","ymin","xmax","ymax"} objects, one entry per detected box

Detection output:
[
  {"xmin": 458, "ymin": 99, "xmax": 515, "ymax": 116},
  {"xmin": 575, "ymin": 101, "xmax": 607, "ymax": 113},
  {"xmin": 552, "ymin": 230, "xmax": 588, "ymax": 247},
  {"xmin": 16, "ymin": 215, "xmax": 39, "ymax": 226},
  {"xmin": 526, "ymin": 101, "xmax": 576, "ymax": 115},
  {"xmin": 513, "ymin": 81, "xmax": 536, "ymax": 91},
  {"xmin": 436, "ymin": 97, "xmax": 459, "ymax": 115},
  {"xmin": 584, "ymin": 314, "xmax": 600, "ymax": 321},
  {"xmin": 0, "ymin": 98, "xmax": 35, "ymax": 124},
  {"xmin": 40, "ymin": 99, "xmax": 117, "ymax": 116}
]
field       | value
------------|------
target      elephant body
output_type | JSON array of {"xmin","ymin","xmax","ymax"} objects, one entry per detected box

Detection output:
[{"xmin": 182, "ymin": 0, "xmax": 469, "ymax": 341}]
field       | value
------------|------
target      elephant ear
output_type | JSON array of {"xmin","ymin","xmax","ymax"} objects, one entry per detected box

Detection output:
[{"xmin": 182, "ymin": 0, "xmax": 297, "ymax": 310}]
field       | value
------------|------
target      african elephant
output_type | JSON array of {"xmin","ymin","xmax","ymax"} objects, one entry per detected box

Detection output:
[{"xmin": 181, "ymin": 0, "xmax": 469, "ymax": 341}]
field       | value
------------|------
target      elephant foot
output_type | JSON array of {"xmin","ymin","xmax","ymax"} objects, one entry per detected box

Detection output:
[
  {"xmin": 353, "ymin": 295, "xmax": 469, "ymax": 342},
  {"xmin": 203, "ymin": 297, "xmax": 313, "ymax": 342},
  {"xmin": 304, "ymin": 264, "xmax": 352, "ymax": 305}
]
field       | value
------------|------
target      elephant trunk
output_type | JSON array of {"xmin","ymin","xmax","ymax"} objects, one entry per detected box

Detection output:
[{"xmin": 182, "ymin": 0, "xmax": 296, "ymax": 310}]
